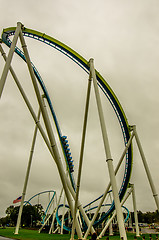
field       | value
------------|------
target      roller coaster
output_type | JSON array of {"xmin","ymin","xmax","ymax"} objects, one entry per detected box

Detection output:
[
  {"xmin": 0, "ymin": 22, "xmax": 159, "ymax": 240},
  {"xmin": 24, "ymin": 189, "xmax": 130, "ymax": 234}
]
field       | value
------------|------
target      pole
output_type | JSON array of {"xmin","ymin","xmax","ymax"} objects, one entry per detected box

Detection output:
[
  {"xmin": 89, "ymin": 58, "xmax": 127, "ymax": 240},
  {"xmin": 133, "ymin": 125, "xmax": 159, "ymax": 211},
  {"xmin": 49, "ymin": 188, "xmax": 63, "ymax": 234},
  {"xmin": 109, "ymin": 191, "xmax": 113, "ymax": 236},
  {"xmin": 129, "ymin": 183, "xmax": 140, "ymax": 237},
  {"xmin": 14, "ymin": 108, "xmax": 41, "ymax": 234},
  {"xmin": 98, "ymin": 187, "xmax": 133, "ymax": 239},
  {"xmin": 61, "ymin": 191, "xmax": 66, "ymax": 234},
  {"xmin": 0, "ymin": 22, "xmax": 21, "ymax": 98},
  {"xmin": 71, "ymin": 60, "xmax": 93, "ymax": 239},
  {"xmin": 65, "ymin": 170, "xmax": 96, "ymax": 235},
  {"xmin": 18, "ymin": 28, "xmax": 82, "ymax": 238},
  {"xmin": 84, "ymin": 127, "xmax": 134, "ymax": 239}
]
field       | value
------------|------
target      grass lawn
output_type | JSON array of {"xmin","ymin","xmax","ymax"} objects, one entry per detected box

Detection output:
[
  {"xmin": 0, "ymin": 228, "xmax": 158, "ymax": 240},
  {"xmin": 0, "ymin": 227, "xmax": 75, "ymax": 240}
]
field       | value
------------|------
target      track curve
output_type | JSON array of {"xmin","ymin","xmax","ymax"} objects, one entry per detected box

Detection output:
[
  {"xmin": 24, "ymin": 190, "xmax": 56, "ymax": 224},
  {"xmin": 56, "ymin": 203, "xmax": 130, "ymax": 232}
]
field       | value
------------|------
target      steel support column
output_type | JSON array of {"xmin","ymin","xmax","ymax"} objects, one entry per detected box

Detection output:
[
  {"xmin": 89, "ymin": 58, "xmax": 127, "ymax": 240},
  {"xmin": 18, "ymin": 27, "xmax": 83, "ymax": 238}
]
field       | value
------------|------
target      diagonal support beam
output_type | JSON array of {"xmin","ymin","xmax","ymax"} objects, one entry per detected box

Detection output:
[
  {"xmin": 84, "ymin": 128, "xmax": 135, "ymax": 239},
  {"xmin": 18, "ymin": 27, "xmax": 83, "ymax": 238},
  {"xmin": 98, "ymin": 186, "xmax": 133, "ymax": 239},
  {"xmin": 129, "ymin": 183, "xmax": 140, "ymax": 237},
  {"xmin": 0, "ymin": 22, "xmax": 22, "ymax": 98},
  {"xmin": 71, "ymin": 59, "xmax": 94, "ymax": 240},
  {"xmin": 89, "ymin": 58, "xmax": 127, "ymax": 240},
  {"xmin": 14, "ymin": 108, "xmax": 41, "ymax": 234},
  {"xmin": 132, "ymin": 125, "xmax": 159, "ymax": 211}
]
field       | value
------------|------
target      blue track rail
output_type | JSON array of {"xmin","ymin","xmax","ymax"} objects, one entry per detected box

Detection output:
[
  {"xmin": 56, "ymin": 203, "xmax": 129, "ymax": 232},
  {"xmin": 24, "ymin": 190, "xmax": 56, "ymax": 224},
  {"xmin": 1, "ymin": 26, "xmax": 133, "ymax": 228}
]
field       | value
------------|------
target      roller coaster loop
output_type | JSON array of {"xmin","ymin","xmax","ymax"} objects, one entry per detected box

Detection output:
[{"xmin": 1, "ymin": 25, "xmax": 133, "ymax": 227}]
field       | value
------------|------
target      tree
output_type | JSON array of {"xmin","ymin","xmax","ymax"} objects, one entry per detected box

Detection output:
[
  {"xmin": 8, "ymin": 206, "xmax": 19, "ymax": 226},
  {"xmin": 137, "ymin": 211, "xmax": 144, "ymax": 223},
  {"xmin": 5, "ymin": 204, "xmax": 44, "ymax": 227},
  {"xmin": 34, "ymin": 204, "xmax": 45, "ymax": 219},
  {"xmin": 5, "ymin": 205, "xmax": 15, "ymax": 216},
  {"xmin": 0, "ymin": 216, "xmax": 10, "ymax": 227},
  {"xmin": 21, "ymin": 204, "xmax": 44, "ymax": 227}
]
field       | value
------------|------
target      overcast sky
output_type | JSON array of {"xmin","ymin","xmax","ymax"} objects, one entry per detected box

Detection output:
[{"xmin": 0, "ymin": 0, "xmax": 159, "ymax": 219}]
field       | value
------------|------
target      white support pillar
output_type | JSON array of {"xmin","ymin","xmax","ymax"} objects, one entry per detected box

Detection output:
[
  {"xmin": 39, "ymin": 213, "xmax": 53, "ymax": 232},
  {"xmin": 14, "ymin": 108, "xmax": 41, "ymax": 234},
  {"xmin": 0, "ymin": 22, "xmax": 21, "ymax": 98},
  {"xmin": 71, "ymin": 60, "xmax": 93, "ymax": 240},
  {"xmin": 89, "ymin": 58, "xmax": 127, "ymax": 240},
  {"xmin": 133, "ymin": 125, "xmax": 159, "ymax": 211},
  {"xmin": 98, "ymin": 187, "xmax": 133, "ymax": 239},
  {"xmin": 129, "ymin": 212, "xmax": 132, "ymax": 228},
  {"xmin": 49, "ymin": 188, "xmax": 63, "ymax": 234},
  {"xmin": 109, "ymin": 221, "xmax": 113, "ymax": 236},
  {"xmin": 129, "ymin": 184, "xmax": 140, "ymax": 237},
  {"xmin": 66, "ymin": 173, "xmax": 95, "ymax": 236},
  {"xmin": 18, "ymin": 28, "xmax": 83, "ymax": 238},
  {"xmin": 42, "ymin": 191, "xmax": 56, "ymax": 226},
  {"xmin": 61, "ymin": 193, "xmax": 66, "ymax": 234},
  {"xmin": 84, "ymin": 122, "xmax": 134, "ymax": 239},
  {"xmin": 68, "ymin": 209, "xmax": 71, "ymax": 232},
  {"xmin": 109, "ymin": 192, "xmax": 113, "ymax": 236}
]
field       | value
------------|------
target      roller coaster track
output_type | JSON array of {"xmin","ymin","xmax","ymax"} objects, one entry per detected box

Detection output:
[
  {"xmin": 1, "ymin": 26, "xmax": 133, "ymax": 228},
  {"xmin": 24, "ymin": 190, "xmax": 56, "ymax": 224},
  {"xmin": 56, "ymin": 203, "xmax": 130, "ymax": 232}
]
